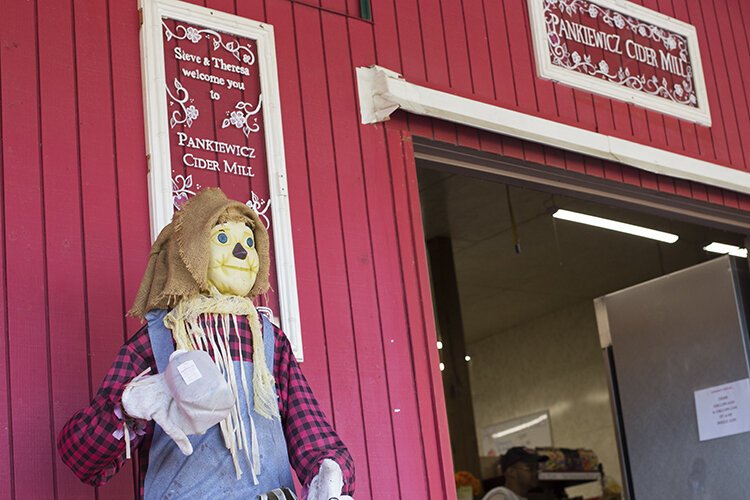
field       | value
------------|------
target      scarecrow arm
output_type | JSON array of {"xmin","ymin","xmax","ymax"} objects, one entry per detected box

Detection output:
[
  {"xmin": 272, "ymin": 327, "xmax": 355, "ymax": 497},
  {"xmin": 57, "ymin": 327, "xmax": 156, "ymax": 486}
]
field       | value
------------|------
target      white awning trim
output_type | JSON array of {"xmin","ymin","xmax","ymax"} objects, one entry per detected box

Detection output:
[{"xmin": 356, "ymin": 65, "xmax": 750, "ymax": 196}]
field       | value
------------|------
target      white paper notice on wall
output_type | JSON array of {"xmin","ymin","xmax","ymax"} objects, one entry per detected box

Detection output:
[{"xmin": 694, "ymin": 378, "xmax": 750, "ymax": 442}]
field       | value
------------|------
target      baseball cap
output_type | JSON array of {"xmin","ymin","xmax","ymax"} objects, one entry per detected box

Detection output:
[{"xmin": 500, "ymin": 447, "xmax": 548, "ymax": 472}]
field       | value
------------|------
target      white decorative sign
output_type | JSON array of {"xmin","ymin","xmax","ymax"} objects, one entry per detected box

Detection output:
[
  {"xmin": 139, "ymin": 0, "xmax": 303, "ymax": 359},
  {"xmin": 528, "ymin": 0, "xmax": 711, "ymax": 125},
  {"xmin": 694, "ymin": 378, "xmax": 750, "ymax": 441}
]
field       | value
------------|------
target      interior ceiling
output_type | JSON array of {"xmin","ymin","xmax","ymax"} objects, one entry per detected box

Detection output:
[{"xmin": 417, "ymin": 163, "xmax": 747, "ymax": 345}]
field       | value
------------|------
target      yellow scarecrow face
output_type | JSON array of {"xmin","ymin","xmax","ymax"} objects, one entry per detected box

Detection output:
[{"xmin": 207, "ymin": 220, "xmax": 259, "ymax": 296}]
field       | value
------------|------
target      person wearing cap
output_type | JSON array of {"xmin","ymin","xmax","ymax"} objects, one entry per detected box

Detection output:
[{"xmin": 482, "ymin": 447, "xmax": 548, "ymax": 500}]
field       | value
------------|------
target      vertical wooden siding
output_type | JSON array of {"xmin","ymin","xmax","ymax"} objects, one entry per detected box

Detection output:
[
  {"xmin": 1, "ymin": 0, "xmax": 148, "ymax": 497},
  {"xmin": 1, "ymin": 0, "xmax": 750, "ymax": 499},
  {"xmin": 372, "ymin": 0, "xmax": 750, "ymax": 210}
]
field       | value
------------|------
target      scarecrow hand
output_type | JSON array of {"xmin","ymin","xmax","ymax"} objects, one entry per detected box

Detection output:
[
  {"xmin": 122, "ymin": 350, "xmax": 234, "ymax": 456},
  {"xmin": 121, "ymin": 370, "xmax": 194, "ymax": 455},
  {"xmin": 307, "ymin": 459, "xmax": 353, "ymax": 500}
]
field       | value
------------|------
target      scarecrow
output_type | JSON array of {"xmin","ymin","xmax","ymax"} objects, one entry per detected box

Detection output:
[{"xmin": 58, "ymin": 189, "xmax": 354, "ymax": 499}]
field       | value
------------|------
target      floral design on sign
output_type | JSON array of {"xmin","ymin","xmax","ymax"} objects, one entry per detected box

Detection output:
[
  {"xmin": 222, "ymin": 97, "xmax": 263, "ymax": 138},
  {"xmin": 246, "ymin": 192, "xmax": 271, "ymax": 229},
  {"xmin": 166, "ymin": 79, "xmax": 199, "ymax": 128},
  {"xmin": 172, "ymin": 174, "xmax": 198, "ymax": 210},
  {"xmin": 163, "ymin": 22, "xmax": 257, "ymax": 66}
]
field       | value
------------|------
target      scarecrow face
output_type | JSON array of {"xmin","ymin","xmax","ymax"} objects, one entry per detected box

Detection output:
[{"xmin": 207, "ymin": 220, "xmax": 259, "ymax": 296}]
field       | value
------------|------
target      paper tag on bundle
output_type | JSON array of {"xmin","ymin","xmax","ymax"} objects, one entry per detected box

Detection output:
[{"xmin": 177, "ymin": 360, "xmax": 203, "ymax": 385}]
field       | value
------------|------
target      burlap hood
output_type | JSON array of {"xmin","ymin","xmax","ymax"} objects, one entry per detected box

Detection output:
[{"xmin": 129, "ymin": 188, "xmax": 270, "ymax": 317}]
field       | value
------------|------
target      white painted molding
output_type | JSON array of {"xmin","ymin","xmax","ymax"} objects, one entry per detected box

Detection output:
[
  {"xmin": 356, "ymin": 65, "xmax": 750, "ymax": 195},
  {"xmin": 140, "ymin": 0, "xmax": 303, "ymax": 359}
]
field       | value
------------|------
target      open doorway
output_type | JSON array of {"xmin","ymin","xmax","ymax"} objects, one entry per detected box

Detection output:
[{"xmin": 416, "ymin": 156, "xmax": 748, "ymax": 500}]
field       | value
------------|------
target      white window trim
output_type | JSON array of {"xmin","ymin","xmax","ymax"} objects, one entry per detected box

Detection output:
[
  {"xmin": 527, "ymin": 0, "xmax": 712, "ymax": 125},
  {"xmin": 140, "ymin": 0, "xmax": 303, "ymax": 359},
  {"xmin": 356, "ymin": 65, "xmax": 750, "ymax": 195}
]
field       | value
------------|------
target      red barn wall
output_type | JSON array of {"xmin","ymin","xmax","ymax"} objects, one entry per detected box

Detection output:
[{"xmin": 0, "ymin": 0, "xmax": 748, "ymax": 498}]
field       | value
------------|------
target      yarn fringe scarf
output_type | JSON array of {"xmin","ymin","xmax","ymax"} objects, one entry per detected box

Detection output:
[{"xmin": 163, "ymin": 295, "xmax": 279, "ymax": 482}]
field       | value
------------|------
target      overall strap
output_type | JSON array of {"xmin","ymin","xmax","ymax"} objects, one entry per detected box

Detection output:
[
  {"xmin": 261, "ymin": 315, "xmax": 276, "ymax": 373},
  {"xmin": 145, "ymin": 309, "xmax": 173, "ymax": 373}
]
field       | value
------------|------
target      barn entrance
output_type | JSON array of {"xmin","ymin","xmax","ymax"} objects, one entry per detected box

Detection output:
[{"xmin": 415, "ymin": 138, "xmax": 750, "ymax": 499}]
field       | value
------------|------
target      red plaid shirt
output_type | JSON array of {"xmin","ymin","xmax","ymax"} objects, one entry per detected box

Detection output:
[{"xmin": 57, "ymin": 315, "xmax": 354, "ymax": 497}]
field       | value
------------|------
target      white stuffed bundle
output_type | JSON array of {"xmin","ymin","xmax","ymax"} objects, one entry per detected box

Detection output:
[{"xmin": 122, "ymin": 349, "xmax": 234, "ymax": 456}]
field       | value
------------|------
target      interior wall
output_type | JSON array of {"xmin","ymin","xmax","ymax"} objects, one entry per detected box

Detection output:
[{"xmin": 468, "ymin": 300, "xmax": 621, "ymax": 497}]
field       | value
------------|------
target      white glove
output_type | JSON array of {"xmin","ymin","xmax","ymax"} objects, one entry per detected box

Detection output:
[
  {"xmin": 306, "ymin": 459, "xmax": 353, "ymax": 500},
  {"xmin": 122, "ymin": 350, "xmax": 234, "ymax": 455}
]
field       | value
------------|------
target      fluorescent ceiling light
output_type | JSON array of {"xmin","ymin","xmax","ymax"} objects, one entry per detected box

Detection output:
[
  {"xmin": 553, "ymin": 209, "xmax": 679, "ymax": 243},
  {"xmin": 437, "ymin": 341, "xmax": 443, "ymax": 350},
  {"xmin": 439, "ymin": 362, "xmax": 445, "ymax": 372},
  {"xmin": 491, "ymin": 414, "xmax": 549, "ymax": 440},
  {"xmin": 703, "ymin": 242, "xmax": 748, "ymax": 258}
]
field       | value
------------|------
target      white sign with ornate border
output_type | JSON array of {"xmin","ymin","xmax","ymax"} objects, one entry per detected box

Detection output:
[
  {"xmin": 528, "ymin": 0, "xmax": 711, "ymax": 125},
  {"xmin": 139, "ymin": 0, "xmax": 303, "ymax": 359}
]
